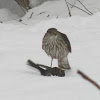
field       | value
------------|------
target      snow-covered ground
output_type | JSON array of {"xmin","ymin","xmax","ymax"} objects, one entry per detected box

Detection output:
[
  {"xmin": 0, "ymin": 0, "xmax": 25, "ymax": 17},
  {"xmin": 0, "ymin": 8, "xmax": 19, "ymax": 22},
  {"xmin": 0, "ymin": 0, "xmax": 100, "ymax": 21},
  {"xmin": 0, "ymin": 0, "xmax": 100, "ymax": 100}
]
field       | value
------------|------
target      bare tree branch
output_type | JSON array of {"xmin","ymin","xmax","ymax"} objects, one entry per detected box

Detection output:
[
  {"xmin": 71, "ymin": 0, "xmax": 77, "ymax": 8},
  {"xmin": 77, "ymin": 70, "xmax": 100, "ymax": 90},
  {"xmin": 65, "ymin": 0, "xmax": 72, "ymax": 17},
  {"xmin": 77, "ymin": 0, "xmax": 93, "ymax": 15},
  {"xmin": 65, "ymin": 1, "xmax": 92, "ymax": 15}
]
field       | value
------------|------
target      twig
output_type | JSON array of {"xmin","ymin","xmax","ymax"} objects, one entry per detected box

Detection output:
[
  {"xmin": 77, "ymin": 0, "xmax": 93, "ymax": 15},
  {"xmin": 71, "ymin": 0, "xmax": 77, "ymax": 8},
  {"xmin": 29, "ymin": 12, "xmax": 34, "ymax": 19},
  {"xmin": 47, "ymin": 15, "xmax": 50, "ymax": 17},
  {"xmin": 65, "ymin": 0, "xmax": 71, "ymax": 17},
  {"xmin": 77, "ymin": 70, "xmax": 100, "ymax": 90},
  {"xmin": 37, "ymin": 12, "xmax": 45, "ymax": 16},
  {"xmin": 65, "ymin": 1, "xmax": 92, "ymax": 15},
  {"xmin": 19, "ymin": 19, "xmax": 22, "ymax": 22},
  {"xmin": 13, "ymin": 19, "xmax": 27, "ymax": 25}
]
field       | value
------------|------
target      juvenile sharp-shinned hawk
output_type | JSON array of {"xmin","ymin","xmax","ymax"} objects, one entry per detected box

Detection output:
[{"xmin": 42, "ymin": 28, "xmax": 71, "ymax": 71}]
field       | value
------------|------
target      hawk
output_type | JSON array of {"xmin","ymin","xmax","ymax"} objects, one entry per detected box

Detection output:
[{"xmin": 42, "ymin": 28, "xmax": 71, "ymax": 71}]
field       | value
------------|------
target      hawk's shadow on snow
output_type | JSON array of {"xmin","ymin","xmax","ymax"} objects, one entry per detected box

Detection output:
[{"xmin": 27, "ymin": 59, "xmax": 65, "ymax": 77}]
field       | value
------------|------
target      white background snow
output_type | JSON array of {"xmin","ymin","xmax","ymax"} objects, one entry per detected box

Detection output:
[{"xmin": 0, "ymin": 0, "xmax": 100, "ymax": 100}]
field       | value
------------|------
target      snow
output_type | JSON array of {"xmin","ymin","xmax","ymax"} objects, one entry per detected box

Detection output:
[
  {"xmin": 0, "ymin": 0, "xmax": 59, "ymax": 17},
  {"xmin": 0, "ymin": 8, "xmax": 19, "ymax": 22},
  {"xmin": 23, "ymin": 0, "xmax": 100, "ymax": 20},
  {"xmin": 0, "ymin": 0, "xmax": 25, "ymax": 17},
  {"xmin": 0, "ymin": 0, "xmax": 100, "ymax": 100},
  {"xmin": 0, "ymin": 0, "xmax": 100, "ymax": 21}
]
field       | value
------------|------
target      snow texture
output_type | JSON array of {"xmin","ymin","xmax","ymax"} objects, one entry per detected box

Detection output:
[
  {"xmin": 0, "ymin": 0, "xmax": 100, "ymax": 19},
  {"xmin": 0, "ymin": 0, "xmax": 100, "ymax": 100},
  {"xmin": 0, "ymin": 8, "xmax": 19, "ymax": 22},
  {"xmin": 0, "ymin": 0, "xmax": 25, "ymax": 17},
  {"xmin": 0, "ymin": 0, "xmax": 58, "ymax": 17}
]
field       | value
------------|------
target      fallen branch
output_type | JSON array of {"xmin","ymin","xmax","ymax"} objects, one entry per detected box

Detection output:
[{"xmin": 77, "ymin": 70, "xmax": 100, "ymax": 90}]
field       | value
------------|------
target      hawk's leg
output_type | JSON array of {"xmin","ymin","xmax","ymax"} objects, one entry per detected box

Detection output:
[
  {"xmin": 59, "ymin": 65, "xmax": 62, "ymax": 76},
  {"xmin": 58, "ymin": 59, "xmax": 63, "ymax": 75},
  {"xmin": 50, "ymin": 58, "xmax": 53, "ymax": 67}
]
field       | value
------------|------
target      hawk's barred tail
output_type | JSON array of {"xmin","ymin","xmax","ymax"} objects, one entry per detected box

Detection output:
[{"xmin": 58, "ymin": 57, "xmax": 71, "ymax": 70}]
